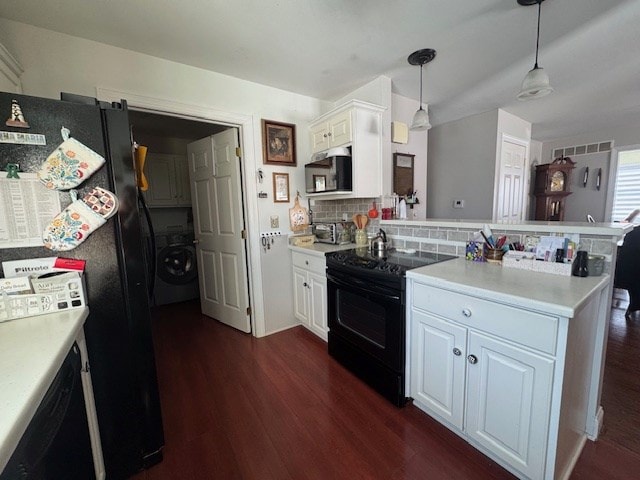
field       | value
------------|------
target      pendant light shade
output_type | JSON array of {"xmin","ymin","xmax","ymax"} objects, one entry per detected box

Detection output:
[
  {"xmin": 517, "ymin": 0, "xmax": 553, "ymax": 101},
  {"xmin": 411, "ymin": 107, "xmax": 431, "ymax": 131},
  {"xmin": 517, "ymin": 66, "xmax": 553, "ymax": 100},
  {"xmin": 408, "ymin": 48, "xmax": 436, "ymax": 131}
]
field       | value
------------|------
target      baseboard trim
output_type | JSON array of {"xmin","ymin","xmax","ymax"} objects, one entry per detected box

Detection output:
[{"xmin": 587, "ymin": 406, "xmax": 604, "ymax": 440}]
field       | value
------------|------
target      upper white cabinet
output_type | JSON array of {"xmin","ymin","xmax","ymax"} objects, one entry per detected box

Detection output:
[
  {"xmin": 144, "ymin": 153, "xmax": 191, "ymax": 207},
  {"xmin": 310, "ymin": 109, "xmax": 352, "ymax": 153},
  {"xmin": 308, "ymin": 100, "xmax": 385, "ymax": 199}
]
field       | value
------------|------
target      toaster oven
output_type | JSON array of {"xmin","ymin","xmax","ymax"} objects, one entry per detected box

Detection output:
[{"xmin": 312, "ymin": 222, "xmax": 344, "ymax": 244}]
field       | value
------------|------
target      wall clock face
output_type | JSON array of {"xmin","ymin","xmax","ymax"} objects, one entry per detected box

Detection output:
[{"xmin": 550, "ymin": 171, "xmax": 565, "ymax": 192}]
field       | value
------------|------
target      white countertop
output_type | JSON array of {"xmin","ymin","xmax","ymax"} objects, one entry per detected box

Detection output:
[
  {"xmin": 0, "ymin": 308, "xmax": 89, "ymax": 472},
  {"xmin": 288, "ymin": 242, "xmax": 356, "ymax": 257},
  {"xmin": 382, "ymin": 219, "xmax": 633, "ymax": 237},
  {"xmin": 407, "ymin": 258, "xmax": 609, "ymax": 317}
]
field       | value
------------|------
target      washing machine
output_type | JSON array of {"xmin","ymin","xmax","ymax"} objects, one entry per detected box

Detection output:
[{"xmin": 153, "ymin": 233, "xmax": 200, "ymax": 306}]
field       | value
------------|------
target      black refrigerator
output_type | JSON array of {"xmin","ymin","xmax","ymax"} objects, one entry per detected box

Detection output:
[{"xmin": 0, "ymin": 91, "xmax": 164, "ymax": 479}]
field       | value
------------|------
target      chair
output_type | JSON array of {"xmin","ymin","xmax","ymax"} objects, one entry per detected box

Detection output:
[{"xmin": 614, "ymin": 225, "xmax": 640, "ymax": 320}]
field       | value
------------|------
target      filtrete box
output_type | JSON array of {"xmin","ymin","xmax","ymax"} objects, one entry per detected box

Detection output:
[{"xmin": 0, "ymin": 258, "xmax": 87, "ymax": 322}]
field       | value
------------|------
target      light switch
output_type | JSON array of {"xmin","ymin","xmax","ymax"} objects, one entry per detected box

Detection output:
[{"xmin": 270, "ymin": 215, "xmax": 279, "ymax": 228}]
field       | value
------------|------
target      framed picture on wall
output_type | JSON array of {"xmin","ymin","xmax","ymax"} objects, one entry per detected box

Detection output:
[
  {"xmin": 273, "ymin": 172, "xmax": 290, "ymax": 203},
  {"xmin": 262, "ymin": 119, "xmax": 297, "ymax": 166},
  {"xmin": 393, "ymin": 152, "xmax": 415, "ymax": 196}
]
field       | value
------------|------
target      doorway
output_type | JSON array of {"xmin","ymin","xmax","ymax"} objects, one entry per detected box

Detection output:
[
  {"xmin": 98, "ymin": 86, "xmax": 266, "ymax": 337},
  {"xmin": 129, "ymin": 110, "xmax": 251, "ymax": 332}
]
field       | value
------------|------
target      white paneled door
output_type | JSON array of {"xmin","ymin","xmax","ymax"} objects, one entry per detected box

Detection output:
[
  {"xmin": 496, "ymin": 138, "xmax": 527, "ymax": 222},
  {"xmin": 187, "ymin": 129, "xmax": 251, "ymax": 333}
]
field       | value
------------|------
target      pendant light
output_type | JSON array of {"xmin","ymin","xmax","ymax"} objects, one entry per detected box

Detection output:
[
  {"xmin": 408, "ymin": 48, "xmax": 436, "ymax": 131},
  {"xmin": 517, "ymin": 0, "xmax": 553, "ymax": 101}
]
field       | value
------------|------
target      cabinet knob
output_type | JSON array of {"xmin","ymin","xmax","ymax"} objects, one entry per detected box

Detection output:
[
  {"xmin": 462, "ymin": 308, "xmax": 472, "ymax": 318},
  {"xmin": 303, "ymin": 282, "xmax": 308, "ymax": 288},
  {"xmin": 305, "ymin": 260, "xmax": 309, "ymax": 265},
  {"xmin": 327, "ymin": 132, "xmax": 332, "ymax": 136},
  {"xmin": 323, "ymin": 133, "xmax": 328, "ymax": 138},
  {"xmin": 467, "ymin": 354, "xmax": 478, "ymax": 365},
  {"xmin": 453, "ymin": 348, "xmax": 462, "ymax": 356}
]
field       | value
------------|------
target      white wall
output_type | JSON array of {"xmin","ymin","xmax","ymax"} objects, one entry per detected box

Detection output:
[
  {"xmin": 0, "ymin": 18, "xmax": 329, "ymax": 336},
  {"xmin": 391, "ymin": 93, "xmax": 428, "ymax": 219},
  {"xmin": 541, "ymin": 121, "xmax": 640, "ymax": 162},
  {"xmin": 427, "ymin": 109, "xmax": 499, "ymax": 219}
]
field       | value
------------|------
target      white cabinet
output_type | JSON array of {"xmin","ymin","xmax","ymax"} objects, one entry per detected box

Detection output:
[
  {"xmin": 291, "ymin": 251, "xmax": 328, "ymax": 340},
  {"xmin": 144, "ymin": 153, "xmax": 191, "ymax": 207},
  {"xmin": 409, "ymin": 282, "xmax": 556, "ymax": 479},
  {"xmin": 310, "ymin": 109, "xmax": 352, "ymax": 153},
  {"xmin": 308, "ymin": 100, "xmax": 385, "ymax": 199}
]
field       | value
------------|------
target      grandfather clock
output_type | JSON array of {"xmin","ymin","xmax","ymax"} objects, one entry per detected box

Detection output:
[{"xmin": 534, "ymin": 157, "xmax": 576, "ymax": 221}]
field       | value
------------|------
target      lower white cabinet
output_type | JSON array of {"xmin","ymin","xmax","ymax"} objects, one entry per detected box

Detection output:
[
  {"xmin": 291, "ymin": 251, "xmax": 327, "ymax": 340},
  {"xmin": 409, "ymin": 282, "xmax": 556, "ymax": 479}
]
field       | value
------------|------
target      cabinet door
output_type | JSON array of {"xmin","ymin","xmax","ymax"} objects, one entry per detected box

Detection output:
[
  {"xmin": 328, "ymin": 110, "xmax": 352, "ymax": 148},
  {"xmin": 146, "ymin": 154, "xmax": 177, "ymax": 206},
  {"xmin": 310, "ymin": 122, "xmax": 330, "ymax": 153},
  {"xmin": 308, "ymin": 272, "xmax": 327, "ymax": 340},
  {"xmin": 411, "ymin": 310, "xmax": 466, "ymax": 429},
  {"xmin": 465, "ymin": 331, "xmax": 554, "ymax": 480},
  {"xmin": 173, "ymin": 155, "xmax": 192, "ymax": 206},
  {"xmin": 292, "ymin": 267, "xmax": 309, "ymax": 326}
]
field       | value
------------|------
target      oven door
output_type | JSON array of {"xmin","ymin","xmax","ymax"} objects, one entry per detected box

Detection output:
[{"xmin": 326, "ymin": 269, "xmax": 404, "ymax": 371}]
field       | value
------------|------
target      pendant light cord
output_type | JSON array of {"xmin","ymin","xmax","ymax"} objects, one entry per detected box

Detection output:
[
  {"xmin": 534, "ymin": 0, "xmax": 541, "ymax": 68},
  {"xmin": 419, "ymin": 63, "xmax": 424, "ymax": 109}
]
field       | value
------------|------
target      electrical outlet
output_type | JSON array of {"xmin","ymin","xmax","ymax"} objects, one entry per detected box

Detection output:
[
  {"xmin": 270, "ymin": 215, "xmax": 279, "ymax": 228},
  {"xmin": 453, "ymin": 199, "xmax": 465, "ymax": 209}
]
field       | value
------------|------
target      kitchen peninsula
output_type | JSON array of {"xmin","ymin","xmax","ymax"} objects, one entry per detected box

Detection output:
[{"xmin": 398, "ymin": 219, "xmax": 631, "ymax": 480}]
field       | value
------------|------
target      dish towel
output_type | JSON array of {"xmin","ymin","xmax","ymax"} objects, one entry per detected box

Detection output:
[{"xmin": 398, "ymin": 199, "xmax": 407, "ymax": 219}]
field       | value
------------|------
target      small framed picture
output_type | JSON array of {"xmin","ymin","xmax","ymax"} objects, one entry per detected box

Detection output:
[
  {"xmin": 313, "ymin": 174, "xmax": 326, "ymax": 192},
  {"xmin": 273, "ymin": 172, "xmax": 290, "ymax": 203},
  {"xmin": 262, "ymin": 119, "xmax": 296, "ymax": 166}
]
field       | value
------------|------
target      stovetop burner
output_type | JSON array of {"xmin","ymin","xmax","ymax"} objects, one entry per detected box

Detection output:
[{"xmin": 326, "ymin": 248, "xmax": 456, "ymax": 278}]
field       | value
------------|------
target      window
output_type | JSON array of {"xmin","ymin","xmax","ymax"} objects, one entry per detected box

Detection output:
[{"xmin": 611, "ymin": 149, "xmax": 640, "ymax": 222}]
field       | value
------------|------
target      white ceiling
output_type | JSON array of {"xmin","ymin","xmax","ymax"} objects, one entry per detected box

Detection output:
[{"xmin": 1, "ymin": 0, "xmax": 639, "ymax": 142}]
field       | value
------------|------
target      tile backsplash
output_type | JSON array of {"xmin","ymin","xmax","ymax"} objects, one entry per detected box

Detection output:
[{"xmin": 312, "ymin": 198, "xmax": 619, "ymax": 274}]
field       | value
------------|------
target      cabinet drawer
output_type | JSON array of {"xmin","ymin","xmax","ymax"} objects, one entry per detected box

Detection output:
[
  {"xmin": 412, "ymin": 282, "xmax": 558, "ymax": 355},
  {"xmin": 292, "ymin": 252, "xmax": 326, "ymax": 275}
]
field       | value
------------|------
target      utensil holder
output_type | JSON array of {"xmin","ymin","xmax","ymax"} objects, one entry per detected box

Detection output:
[{"xmin": 484, "ymin": 247, "xmax": 504, "ymax": 263}]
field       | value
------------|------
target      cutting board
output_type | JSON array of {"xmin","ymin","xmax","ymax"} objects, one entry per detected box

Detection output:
[{"xmin": 289, "ymin": 194, "xmax": 309, "ymax": 232}]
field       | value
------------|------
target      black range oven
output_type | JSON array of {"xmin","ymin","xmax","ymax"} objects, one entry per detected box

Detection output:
[{"xmin": 326, "ymin": 248, "xmax": 456, "ymax": 407}]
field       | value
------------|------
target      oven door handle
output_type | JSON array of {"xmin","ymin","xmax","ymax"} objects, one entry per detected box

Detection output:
[{"xmin": 326, "ymin": 272, "xmax": 401, "ymax": 302}]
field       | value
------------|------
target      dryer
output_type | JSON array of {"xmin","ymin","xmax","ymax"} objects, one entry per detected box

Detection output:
[{"xmin": 153, "ymin": 233, "xmax": 199, "ymax": 306}]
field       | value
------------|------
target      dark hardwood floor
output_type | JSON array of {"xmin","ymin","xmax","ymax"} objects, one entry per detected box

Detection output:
[{"xmin": 131, "ymin": 293, "xmax": 640, "ymax": 480}]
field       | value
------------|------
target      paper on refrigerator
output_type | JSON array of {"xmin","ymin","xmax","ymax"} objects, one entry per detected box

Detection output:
[{"xmin": 0, "ymin": 173, "xmax": 61, "ymax": 248}]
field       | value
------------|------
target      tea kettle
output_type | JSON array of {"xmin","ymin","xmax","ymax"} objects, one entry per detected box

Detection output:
[{"xmin": 371, "ymin": 228, "xmax": 389, "ymax": 257}]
